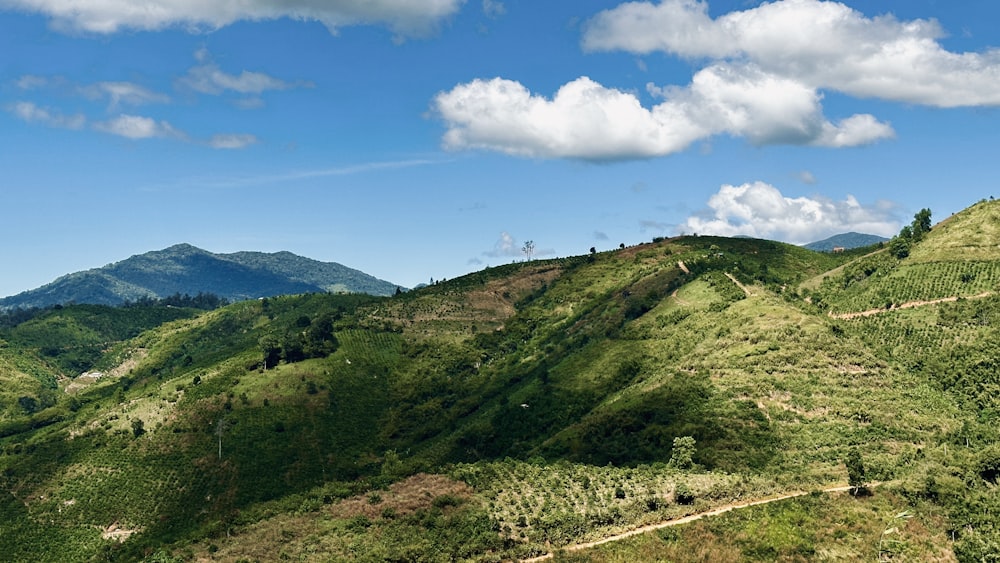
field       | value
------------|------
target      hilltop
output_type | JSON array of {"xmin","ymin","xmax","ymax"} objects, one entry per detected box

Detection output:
[
  {"xmin": 0, "ymin": 244, "xmax": 401, "ymax": 310},
  {"xmin": 803, "ymin": 232, "xmax": 888, "ymax": 252},
  {"xmin": 0, "ymin": 200, "xmax": 998, "ymax": 561}
]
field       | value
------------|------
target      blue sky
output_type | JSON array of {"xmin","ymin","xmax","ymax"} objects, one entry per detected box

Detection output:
[{"xmin": 2, "ymin": 0, "xmax": 999, "ymax": 295}]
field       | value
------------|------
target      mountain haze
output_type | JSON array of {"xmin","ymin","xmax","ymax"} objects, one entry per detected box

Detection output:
[
  {"xmin": 0, "ymin": 244, "xmax": 400, "ymax": 310},
  {"xmin": 1, "ymin": 200, "xmax": 999, "ymax": 561}
]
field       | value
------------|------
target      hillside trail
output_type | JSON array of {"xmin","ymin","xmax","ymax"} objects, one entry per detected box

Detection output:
[
  {"xmin": 670, "ymin": 289, "xmax": 690, "ymax": 306},
  {"xmin": 829, "ymin": 291, "xmax": 993, "ymax": 320},
  {"xmin": 725, "ymin": 272, "xmax": 753, "ymax": 298},
  {"xmin": 520, "ymin": 484, "xmax": 856, "ymax": 562},
  {"xmin": 677, "ymin": 261, "xmax": 690, "ymax": 274}
]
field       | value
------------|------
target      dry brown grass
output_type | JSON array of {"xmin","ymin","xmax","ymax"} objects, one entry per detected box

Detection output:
[{"xmin": 329, "ymin": 473, "xmax": 473, "ymax": 520}]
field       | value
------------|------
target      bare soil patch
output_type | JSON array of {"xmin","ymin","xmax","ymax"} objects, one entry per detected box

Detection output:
[{"xmin": 328, "ymin": 473, "xmax": 473, "ymax": 520}]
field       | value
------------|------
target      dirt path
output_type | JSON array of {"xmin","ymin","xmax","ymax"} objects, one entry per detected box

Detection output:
[
  {"xmin": 520, "ymin": 484, "xmax": 854, "ymax": 562},
  {"xmin": 725, "ymin": 272, "xmax": 753, "ymax": 298},
  {"xmin": 677, "ymin": 261, "xmax": 690, "ymax": 274},
  {"xmin": 670, "ymin": 289, "xmax": 690, "ymax": 306},
  {"xmin": 829, "ymin": 291, "xmax": 993, "ymax": 320}
]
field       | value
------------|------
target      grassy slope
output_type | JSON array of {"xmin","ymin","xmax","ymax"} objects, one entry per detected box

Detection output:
[
  {"xmin": 0, "ymin": 221, "xmax": 997, "ymax": 561},
  {"xmin": 812, "ymin": 199, "xmax": 1000, "ymax": 313}
]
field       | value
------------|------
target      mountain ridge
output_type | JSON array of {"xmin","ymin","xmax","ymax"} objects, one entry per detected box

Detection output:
[
  {"xmin": 0, "ymin": 244, "xmax": 401, "ymax": 310},
  {"xmin": 803, "ymin": 231, "xmax": 888, "ymax": 252}
]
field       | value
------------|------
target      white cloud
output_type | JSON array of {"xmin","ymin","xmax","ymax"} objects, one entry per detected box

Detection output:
[
  {"xmin": 680, "ymin": 182, "xmax": 899, "ymax": 244},
  {"xmin": 8, "ymin": 101, "xmax": 87, "ymax": 129},
  {"xmin": 10, "ymin": 86, "xmax": 260, "ymax": 148},
  {"xmin": 483, "ymin": 231, "xmax": 522, "ymax": 258},
  {"xmin": 797, "ymin": 170, "xmax": 817, "ymax": 185},
  {"xmin": 1, "ymin": 0, "xmax": 464, "ymax": 36},
  {"xmin": 584, "ymin": 0, "xmax": 1000, "ymax": 108},
  {"xmin": 209, "ymin": 133, "xmax": 258, "ymax": 149},
  {"xmin": 175, "ymin": 51, "xmax": 313, "ymax": 109},
  {"xmin": 583, "ymin": 0, "xmax": 732, "ymax": 58},
  {"xmin": 436, "ymin": 0, "xmax": 996, "ymax": 161},
  {"xmin": 434, "ymin": 70, "xmax": 891, "ymax": 160},
  {"xmin": 14, "ymin": 75, "xmax": 168, "ymax": 109},
  {"xmin": 813, "ymin": 114, "xmax": 895, "ymax": 147},
  {"xmin": 179, "ymin": 61, "xmax": 308, "ymax": 96},
  {"xmin": 81, "ymin": 81, "xmax": 170, "ymax": 109},
  {"xmin": 435, "ymin": 77, "xmax": 704, "ymax": 160},
  {"xmin": 94, "ymin": 114, "xmax": 184, "ymax": 140},
  {"xmin": 15, "ymin": 75, "xmax": 49, "ymax": 90},
  {"xmin": 482, "ymin": 0, "xmax": 505, "ymax": 18}
]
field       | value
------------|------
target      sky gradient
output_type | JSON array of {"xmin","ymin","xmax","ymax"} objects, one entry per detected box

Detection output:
[{"xmin": 2, "ymin": 0, "xmax": 999, "ymax": 296}]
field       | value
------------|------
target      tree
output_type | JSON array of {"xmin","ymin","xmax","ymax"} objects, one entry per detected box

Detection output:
[
  {"xmin": 17, "ymin": 395, "xmax": 38, "ymax": 414},
  {"xmin": 911, "ymin": 208, "xmax": 932, "ymax": 239},
  {"xmin": 668, "ymin": 436, "xmax": 697, "ymax": 470},
  {"xmin": 890, "ymin": 208, "xmax": 932, "ymax": 258},
  {"xmin": 846, "ymin": 448, "xmax": 867, "ymax": 495},
  {"xmin": 522, "ymin": 240, "xmax": 535, "ymax": 261},
  {"xmin": 889, "ymin": 235, "xmax": 910, "ymax": 259},
  {"xmin": 215, "ymin": 418, "xmax": 229, "ymax": 460},
  {"xmin": 131, "ymin": 418, "xmax": 145, "ymax": 438},
  {"xmin": 259, "ymin": 334, "xmax": 281, "ymax": 370},
  {"xmin": 304, "ymin": 313, "xmax": 339, "ymax": 358}
]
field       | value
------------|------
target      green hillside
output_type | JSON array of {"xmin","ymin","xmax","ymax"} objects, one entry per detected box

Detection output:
[
  {"xmin": 0, "ymin": 244, "xmax": 401, "ymax": 311},
  {"xmin": 1, "ymin": 205, "xmax": 998, "ymax": 561},
  {"xmin": 803, "ymin": 231, "xmax": 888, "ymax": 252},
  {"xmin": 806, "ymin": 199, "xmax": 1000, "ymax": 314}
]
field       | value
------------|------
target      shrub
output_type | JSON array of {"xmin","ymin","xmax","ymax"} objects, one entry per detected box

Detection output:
[{"xmin": 674, "ymin": 483, "xmax": 695, "ymax": 505}]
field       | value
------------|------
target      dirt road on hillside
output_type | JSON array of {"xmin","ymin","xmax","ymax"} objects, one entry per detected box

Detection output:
[
  {"xmin": 829, "ymin": 292, "xmax": 993, "ymax": 320},
  {"xmin": 520, "ymin": 484, "xmax": 854, "ymax": 562},
  {"xmin": 725, "ymin": 273, "xmax": 752, "ymax": 298}
]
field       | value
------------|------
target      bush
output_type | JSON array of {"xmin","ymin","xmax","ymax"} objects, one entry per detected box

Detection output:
[{"xmin": 674, "ymin": 483, "xmax": 695, "ymax": 505}]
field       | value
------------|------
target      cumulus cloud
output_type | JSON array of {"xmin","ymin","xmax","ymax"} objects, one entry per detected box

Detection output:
[
  {"xmin": 436, "ymin": 77, "xmax": 702, "ymax": 160},
  {"xmin": 8, "ymin": 101, "xmax": 86, "ymax": 130},
  {"xmin": 434, "ymin": 69, "xmax": 891, "ymax": 160},
  {"xmin": 583, "ymin": 0, "xmax": 1000, "ymax": 108},
  {"xmin": 483, "ymin": 231, "xmax": 522, "ymax": 258},
  {"xmin": 436, "ymin": 0, "xmax": 998, "ymax": 160},
  {"xmin": 680, "ymin": 182, "xmax": 899, "ymax": 244},
  {"xmin": 0, "ymin": 0, "xmax": 464, "ymax": 36},
  {"xmin": 94, "ymin": 114, "xmax": 185, "ymax": 140}
]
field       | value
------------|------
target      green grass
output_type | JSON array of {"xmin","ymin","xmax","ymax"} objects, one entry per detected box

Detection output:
[
  {"xmin": 1, "ymin": 206, "xmax": 999, "ymax": 561},
  {"xmin": 555, "ymin": 491, "xmax": 955, "ymax": 562}
]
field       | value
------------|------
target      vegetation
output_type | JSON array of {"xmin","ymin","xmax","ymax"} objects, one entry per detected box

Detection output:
[
  {"xmin": 1, "ymin": 200, "xmax": 1000, "ymax": 561},
  {"xmin": 0, "ymin": 243, "xmax": 400, "ymax": 311}
]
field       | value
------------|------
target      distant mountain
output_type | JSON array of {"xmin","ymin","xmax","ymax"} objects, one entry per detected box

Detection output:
[
  {"xmin": 0, "ymin": 244, "xmax": 401, "ymax": 310},
  {"xmin": 803, "ymin": 232, "xmax": 888, "ymax": 252}
]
